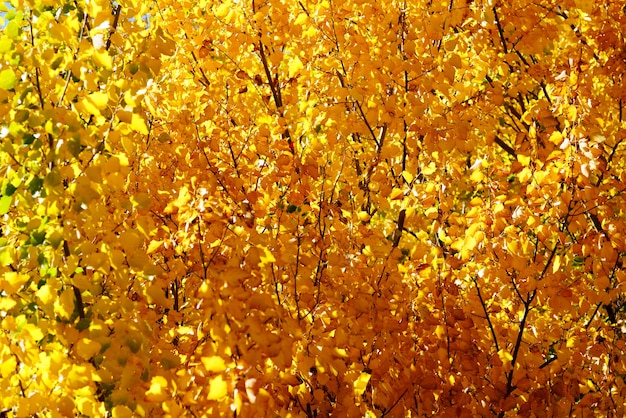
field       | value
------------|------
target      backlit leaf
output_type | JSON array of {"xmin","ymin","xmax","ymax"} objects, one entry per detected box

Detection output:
[{"xmin": 0, "ymin": 69, "xmax": 17, "ymax": 90}]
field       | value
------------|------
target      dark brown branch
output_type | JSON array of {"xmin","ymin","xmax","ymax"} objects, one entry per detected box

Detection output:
[
  {"xmin": 28, "ymin": 13, "xmax": 45, "ymax": 111},
  {"xmin": 188, "ymin": 48, "xmax": 212, "ymax": 88},
  {"xmin": 355, "ymin": 100, "xmax": 380, "ymax": 148},
  {"xmin": 494, "ymin": 136, "xmax": 517, "ymax": 157},
  {"xmin": 196, "ymin": 219, "xmax": 208, "ymax": 281},
  {"xmin": 257, "ymin": 37, "xmax": 292, "ymax": 147},
  {"xmin": 509, "ymin": 291, "xmax": 535, "ymax": 374},
  {"xmin": 500, "ymin": 288, "xmax": 536, "ymax": 413},
  {"xmin": 493, "ymin": 7, "xmax": 508, "ymax": 54},
  {"xmin": 258, "ymin": 40, "xmax": 283, "ymax": 109},
  {"xmin": 381, "ymin": 388, "xmax": 409, "ymax": 417},
  {"xmin": 471, "ymin": 275, "xmax": 500, "ymax": 352},
  {"xmin": 105, "ymin": 5, "xmax": 122, "ymax": 51},
  {"xmin": 392, "ymin": 209, "xmax": 406, "ymax": 248},
  {"xmin": 539, "ymin": 355, "xmax": 557, "ymax": 369},
  {"xmin": 538, "ymin": 241, "xmax": 559, "ymax": 282},
  {"xmin": 72, "ymin": 285, "xmax": 85, "ymax": 319}
]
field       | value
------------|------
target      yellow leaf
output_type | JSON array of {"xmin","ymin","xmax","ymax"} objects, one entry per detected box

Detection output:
[
  {"xmin": 76, "ymin": 397, "xmax": 96, "ymax": 416},
  {"xmin": 88, "ymin": 91, "xmax": 109, "ymax": 109},
  {"xmin": 67, "ymin": 365, "xmax": 91, "ymax": 390},
  {"xmin": 0, "ymin": 68, "xmax": 18, "ymax": 90},
  {"xmin": 443, "ymin": 62, "xmax": 455, "ymax": 82},
  {"xmin": 434, "ymin": 325, "xmax": 446, "ymax": 339},
  {"xmin": 146, "ymin": 284, "xmax": 170, "ymax": 307},
  {"xmin": 0, "ymin": 354, "xmax": 16, "ymax": 377},
  {"xmin": 288, "ymin": 56, "xmax": 304, "ymax": 78},
  {"xmin": 470, "ymin": 169, "xmax": 484, "ymax": 183},
  {"xmin": 36, "ymin": 285, "xmax": 55, "ymax": 305},
  {"xmin": 120, "ymin": 230, "xmax": 142, "ymax": 252},
  {"xmin": 498, "ymin": 349, "xmax": 513, "ymax": 366},
  {"xmin": 389, "ymin": 188, "xmax": 404, "ymax": 200},
  {"xmin": 160, "ymin": 351, "xmax": 181, "ymax": 370},
  {"xmin": 333, "ymin": 347, "xmax": 348, "ymax": 358},
  {"xmin": 566, "ymin": 105, "xmax": 577, "ymax": 121},
  {"xmin": 55, "ymin": 288, "xmax": 75, "ymax": 320},
  {"xmin": 548, "ymin": 131, "xmax": 563, "ymax": 145},
  {"xmin": 201, "ymin": 356, "xmax": 227, "ymax": 373},
  {"xmin": 575, "ymin": 0, "xmax": 593, "ymax": 14},
  {"xmin": 0, "ymin": 297, "xmax": 16, "ymax": 312},
  {"xmin": 0, "ymin": 243, "xmax": 15, "ymax": 265},
  {"xmin": 294, "ymin": 13, "xmax": 308, "ymax": 25},
  {"xmin": 518, "ymin": 167, "xmax": 532, "ymax": 183},
  {"xmin": 112, "ymin": 405, "xmax": 133, "ymax": 418},
  {"xmin": 357, "ymin": 211, "xmax": 371, "ymax": 222},
  {"xmin": 552, "ymin": 254, "xmax": 561, "ymax": 273},
  {"xmin": 131, "ymin": 113, "xmax": 149, "ymax": 134},
  {"xmin": 424, "ymin": 207, "xmax": 438, "ymax": 219},
  {"xmin": 146, "ymin": 376, "xmax": 168, "ymax": 402},
  {"xmin": 448, "ymin": 53, "xmax": 462, "ymax": 68},
  {"xmin": 93, "ymin": 49, "xmax": 112, "ymax": 69},
  {"xmin": 2, "ymin": 272, "xmax": 28, "ymax": 294},
  {"xmin": 258, "ymin": 245, "xmax": 276, "ymax": 266},
  {"xmin": 147, "ymin": 240, "xmax": 163, "ymax": 254},
  {"xmin": 124, "ymin": 90, "xmax": 140, "ymax": 107},
  {"xmin": 76, "ymin": 338, "xmax": 102, "ymax": 360},
  {"xmin": 401, "ymin": 170, "xmax": 414, "ymax": 184},
  {"xmin": 77, "ymin": 97, "xmax": 100, "ymax": 117},
  {"xmin": 208, "ymin": 375, "xmax": 228, "ymax": 400},
  {"xmin": 422, "ymin": 162, "xmax": 437, "ymax": 175},
  {"xmin": 23, "ymin": 323, "xmax": 44, "ymax": 342},
  {"xmin": 131, "ymin": 192, "xmax": 152, "ymax": 209},
  {"xmin": 214, "ymin": 3, "xmax": 230, "ymax": 18},
  {"xmin": 121, "ymin": 135, "xmax": 135, "ymax": 155},
  {"xmin": 354, "ymin": 372, "xmax": 371, "ymax": 396},
  {"xmin": 517, "ymin": 154, "xmax": 531, "ymax": 167}
]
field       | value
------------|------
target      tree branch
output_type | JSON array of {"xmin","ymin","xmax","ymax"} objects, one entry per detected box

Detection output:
[
  {"xmin": 472, "ymin": 275, "xmax": 500, "ymax": 352},
  {"xmin": 494, "ymin": 136, "xmax": 517, "ymax": 158}
]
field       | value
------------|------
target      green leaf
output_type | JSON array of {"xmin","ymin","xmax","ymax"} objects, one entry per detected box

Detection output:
[
  {"xmin": 22, "ymin": 134, "xmax": 35, "ymax": 146},
  {"xmin": 51, "ymin": 56, "xmax": 63, "ymax": 70},
  {"xmin": 0, "ymin": 69, "xmax": 17, "ymax": 90},
  {"xmin": 67, "ymin": 137, "xmax": 81, "ymax": 157},
  {"xmin": 573, "ymin": 256, "xmax": 585, "ymax": 268},
  {"xmin": 4, "ymin": 183, "xmax": 17, "ymax": 196},
  {"xmin": 28, "ymin": 176, "xmax": 43, "ymax": 195},
  {"xmin": 62, "ymin": 3, "xmax": 75, "ymax": 14},
  {"xmin": 30, "ymin": 230, "xmax": 46, "ymax": 246},
  {"xmin": 14, "ymin": 109, "xmax": 28, "ymax": 123},
  {"xmin": 45, "ymin": 169, "xmax": 62, "ymax": 188},
  {"xmin": 46, "ymin": 230, "xmax": 63, "ymax": 249},
  {"xmin": 129, "ymin": 63, "xmax": 139, "ymax": 75},
  {"xmin": 76, "ymin": 316, "xmax": 91, "ymax": 331}
]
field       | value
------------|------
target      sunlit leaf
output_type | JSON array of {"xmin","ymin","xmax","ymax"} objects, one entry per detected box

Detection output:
[
  {"xmin": 207, "ymin": 375, "xmax": 228, "ymax": 400},
  {"xmin": 146, "ymin": 376, "xmax": 169, "ymax": 402},
  {"xmin": 354, "ymin": 372, "xmax": 371, "ymax": 396}
]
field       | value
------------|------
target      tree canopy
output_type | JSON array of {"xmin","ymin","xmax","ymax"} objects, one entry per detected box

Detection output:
[{"xmin": 1, "ymin": 0, "xmax": 626, "ymax": 416}]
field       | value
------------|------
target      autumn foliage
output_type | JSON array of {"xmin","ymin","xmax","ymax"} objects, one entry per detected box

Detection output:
[{"xmin": 1, "ymin": 0, "xmax": 626, "ymax": 416}]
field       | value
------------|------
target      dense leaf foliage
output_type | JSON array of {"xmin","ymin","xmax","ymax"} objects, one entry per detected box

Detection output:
[{"xmin": 1, "ymin": 0, "xmax": 626, "ymax": 416}]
